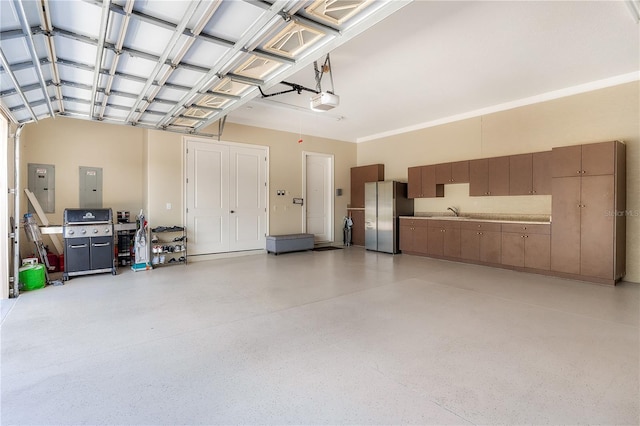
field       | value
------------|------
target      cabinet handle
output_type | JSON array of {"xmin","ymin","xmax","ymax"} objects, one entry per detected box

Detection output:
[
  {"xmin": 532, "ymin": 190, "xmax": 536, "ymax": 194},
  {"xmin": 524, "ymin": 235, "xmax": 528, "ymax": 238}
]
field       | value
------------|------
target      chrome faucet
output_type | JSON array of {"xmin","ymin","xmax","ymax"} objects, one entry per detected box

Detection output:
[{"xmin": 447, "ymin": 206, "xmax": 460, "ymax": 217}]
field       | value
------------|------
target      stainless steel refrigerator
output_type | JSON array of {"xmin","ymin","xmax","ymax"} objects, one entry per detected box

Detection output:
[{"xmin": 364, "ymin": 181, "xmax": 414, "ymax": 253}]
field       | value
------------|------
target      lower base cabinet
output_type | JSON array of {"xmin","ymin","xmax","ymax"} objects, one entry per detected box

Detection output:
[
  {"xmin": 501, "ymin": 224, "xmax": 550, "ymax": 270},
  {"xmin": 427, "ymin": 220, "xmax": 461, "ymax": 258},
  {"xmin": 399, "ymin": 219, "xmax": 428, "ymax": 254},
  {"xmin": 460, "ymin": 222, "xmax": 501, "ymax": 264},
  {"xmin": 348, "ymin": 209, "xmax": 365, "ymax": 246}
]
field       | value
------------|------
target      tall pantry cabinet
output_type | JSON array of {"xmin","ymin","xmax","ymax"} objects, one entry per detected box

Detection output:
[{"xmin": 550, "ymin": 141, "xmax": 626, "ymax": 284}]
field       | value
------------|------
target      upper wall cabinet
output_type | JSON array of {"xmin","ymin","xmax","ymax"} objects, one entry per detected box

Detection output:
[
  {"xmin": 408, "ymin": 165, "xmax": 443, "ymax": 198},
  {"xmin": 509, "ymin": 151, "xmax": 552, "ymax": 195},
  {"xmin": 435, "ymin": 161, "xmax": 469, "ymax": 184},
  {"xmin": 350, "ymin": 164, "xmax": 384, "ymax": 208},
  {"xmin": 552, "ymin": 142, "xmax": 615, "ymax": 177},
  {"xmin": 469, "ymin": 156, "xmax": 509, "ymax": 196}
]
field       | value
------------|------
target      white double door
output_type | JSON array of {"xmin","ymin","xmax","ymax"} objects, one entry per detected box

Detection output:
[{"xmin": 186, "ymin": 138, "xmax": 267, "ymax": 255}]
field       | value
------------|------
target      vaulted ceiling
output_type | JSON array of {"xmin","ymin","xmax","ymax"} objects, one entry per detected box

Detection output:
[{"xmin": 1, "ymin": 1, "xmax": 639, "ymax": 143}]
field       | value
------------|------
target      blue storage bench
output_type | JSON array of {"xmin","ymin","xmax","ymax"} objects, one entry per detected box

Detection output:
[{"xmin": 266, "ymin": 233, "xmax": 314, "ymax": 254}]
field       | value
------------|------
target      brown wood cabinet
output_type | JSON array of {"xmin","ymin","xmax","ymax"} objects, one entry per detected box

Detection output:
[
  {"xmin": 532, "ymin": 151, "xmax": 552, "ymax": 195},
  {"xmin": 509, "ymin": 151, "xmax": 552, "ymax": 196},
  {"xmin": 427, "ymin": 220, "xmax": 461, "ymax": 258},
  {"xmin": 407, "ymin": 165, "xmax": 443, "ymax": 198},
  {"xmin": 399, "ymin": 218, "xmax": 428, "ymax": 254},
  {"xmin": 348, "ymin": 209, "xmax": 365, "ymax": 246},
  {"xmin": 350, "ymin": 164, "xmax": 384, "ymax": 208},
  {"xmin": 435, "ymin": 161, "xmax": 469, "ymax": 184},
  {"xmin": 460, "ymin": 221, "xmax": 502, "ymax": 263},
  {"xmin": 552, "ymin": 141, "xmax": 615, "ymax": 178},
  {"xmin": 551, "ymin": 141, "xmax": 625, "ymax": 284},
  {"xmin": 469, "ymin": 156, "xmax": 509, "ymax": 196},
  {"xmin": 501, "ymin": 223, "xmax": 550, "ymax": 270}
]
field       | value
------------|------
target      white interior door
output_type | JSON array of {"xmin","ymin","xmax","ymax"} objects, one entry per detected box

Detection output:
[
  {"xmin": 186, "ymin": 141, "xmax": 230, "ymax": 255},
  {"xmin": 186, "ymin": 138, "xmax": 268, "ymax": 255},
  {"xmin": 229, "ymin": 145, "xmax": 267, "ymax": 251},
  {"xmin": 304, "ymin": 152, "xmax": 333, "ymax": 243}
]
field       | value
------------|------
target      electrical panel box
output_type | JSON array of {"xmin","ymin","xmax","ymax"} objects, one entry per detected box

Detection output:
[
  {"xmin": 79, "ymin": 166, "xmax": 103, "ymax": 208},
  {"xmin": 28, "ymin": 163, "xmax": 55, "ymax": 213}
]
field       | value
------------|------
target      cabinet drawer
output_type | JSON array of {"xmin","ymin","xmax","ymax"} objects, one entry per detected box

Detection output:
[
  {"xmin": 428, "ymin": 220, "xmax": 462, "ymax": 229},
  {"xmin": 501, "ymin": 223, "xmax": 550, "ymax": 235},
  {"xmin": 460, "ymin": 221, "xmax": 502, "ymax": 232},
  {"xmin": 400, "ymin": 218, "xmax": 429, "ymax": 228}
]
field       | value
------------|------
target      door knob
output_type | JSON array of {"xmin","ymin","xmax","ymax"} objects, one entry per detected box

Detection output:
[{"xmin": 230, "ymin": 210, "xmax": 235, "ymax": 213}]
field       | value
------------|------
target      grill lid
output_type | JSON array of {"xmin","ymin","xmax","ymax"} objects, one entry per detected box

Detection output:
[{"xmin": 64, "ymin": 208, "xmax": 113, "ymax": 224}]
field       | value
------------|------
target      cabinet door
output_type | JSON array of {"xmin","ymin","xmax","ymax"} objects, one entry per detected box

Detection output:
[
  {"xmin": 350, "ymin": 165, "xmax": 384, "ymax": 208},
  {"xmin": 350, "ymin": 168, "xmax": 364, "ymax": 208},
  {"xmin": 407, "ymin": 166, "xmax": 422, "ymax": 198},
  {"xmin": 414, "ymin": 226, "xmax": 429, "ymax": 255},
  {"xmin": 488, "ymin": 156, "xmax": 510, "ymax": 196},
  {"xmin": 399, "ymin": 224, "xmax": 413, "ymax": 252},
  {"xmin": 532, "ymin": 151, "xmax": 552, "ymax": 195},
  {"xmin": 349, "ymin": 210, "xmax": 365, "ymax": 246},
  {"xmin": 582, "ymin": 141, "xmax": 615, "ymax": 176},
  {"xmin": 552, "ymin": 145, "xmax": 582, "ymax": 178},
  {"xmin": 580, "ymin": 175, "xmax": 615, "ymax": 279},
  {"xmin": 469, "ymin": 159, "xmax": 489, "ymax": 196},
  {"xmin": 524, "ymin": 233, "xmax": 550, "ymax": 270},
  {"xmin": 479, "ymin": 231, "xmax": 501, "ymax": 263},
  {"xmin": 451, "ymin": 161, "xmax": 470, "ymax": 183},
  {"xmin": 551, "ymin": 177, "xmax": 581, "ymax": 274},
  {"xmin": 501, "ymin": 232, "xmax": 525, "ymax": 267},
  {"xmin": 509, "ymin": 154, "xmax": 533, "ymax": 195},
  {"xmin": 460, "ymin": 229, "xmax": 480, "ymax": 261},
  {"xmin": 443, "ymin": 226, "xmax": 461, "ymax": 258},
  {"xmin": 427, "ymin": 224, "xmax": 444, "ymax": 256},
  {"xmin": 435, "ymin": 163, "xmax": 451, "ymax": 184},
  {"xmin": 421, "ymin": 165, "xmax": 438, "ymax": 198}
]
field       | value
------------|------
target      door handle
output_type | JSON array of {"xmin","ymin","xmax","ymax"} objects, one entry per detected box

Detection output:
[
  {"xmin": 70, "ymin": 244, "xmax": 88, "ymax": 249},
  {"xmin": 92, "ymin": 242, "xmax": 110, "ymax": 247},
  {"xmin": 230, "ymin": 210, "xmax": 235, "ymax": 213}
]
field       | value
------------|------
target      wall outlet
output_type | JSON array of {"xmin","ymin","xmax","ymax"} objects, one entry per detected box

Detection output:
[{"xmin": 166, "ymin": 203, "xmax": 172, "ymax": 210}]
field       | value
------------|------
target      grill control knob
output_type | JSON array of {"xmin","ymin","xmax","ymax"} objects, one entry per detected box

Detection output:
[
  {"xmin": 93, "ymin": 229, "xmax": 98, "ymax": 234},
  {"xmin": 68, "ymin": 229, "xmax": 74, "ymax": 235},
  {"xmin": 81, "ymin": 229, "xmax": 87, "ymax": 234},
  {"xmin": 105, "ymin": 228, "xmax": 110, "ymax": 234}
]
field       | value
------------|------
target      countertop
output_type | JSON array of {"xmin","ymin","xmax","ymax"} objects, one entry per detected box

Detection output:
[{"xmin": 400, "ymin": 213, "xmax": 551, "ymax": 225}]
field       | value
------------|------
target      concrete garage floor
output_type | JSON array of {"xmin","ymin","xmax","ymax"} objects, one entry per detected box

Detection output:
[{"xmin": 1, "ymin": 247, "xmax": 638, "ymax": 425}]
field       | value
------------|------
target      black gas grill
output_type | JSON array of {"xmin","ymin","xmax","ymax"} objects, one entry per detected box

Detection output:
[{"xmin": 63, "ymin": 208, "xmax": 116, "ymax": 280}]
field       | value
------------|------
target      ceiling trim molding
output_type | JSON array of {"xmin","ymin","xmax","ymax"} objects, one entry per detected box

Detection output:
[{"xmin": 356, "ymin": 71, "xmax": 640, "ymax": 143}]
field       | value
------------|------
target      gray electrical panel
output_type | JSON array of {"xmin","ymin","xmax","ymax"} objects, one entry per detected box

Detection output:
[
  {"xmin": 79, "ymin": 166, "xmax": 103, "ymax": 208},
  {"xmin": 28, "ymin": 163, "xmax": 55, "ymax": 213}
]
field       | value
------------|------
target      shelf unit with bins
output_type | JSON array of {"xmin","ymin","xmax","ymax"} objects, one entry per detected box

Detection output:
[{"xmin": 150, "ymin": 226, "xmax": 187, "ymax": 267}]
